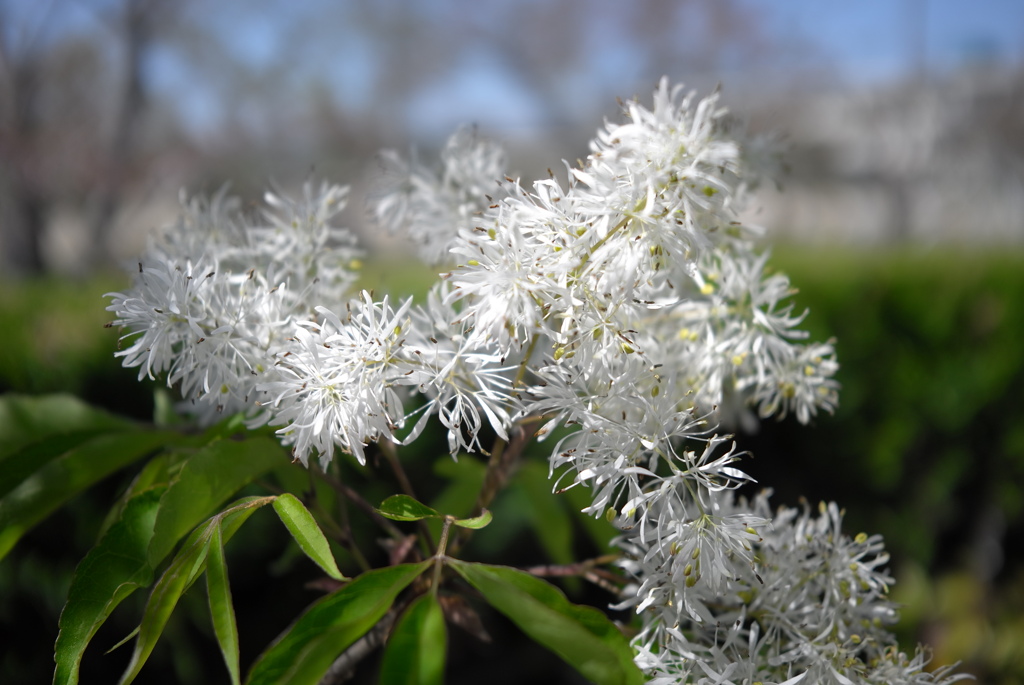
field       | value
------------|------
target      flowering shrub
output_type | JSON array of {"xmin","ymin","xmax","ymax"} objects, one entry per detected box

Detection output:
[{"xmin": 1, "ymin": 79, "xmax": 966, "ymax": 684}]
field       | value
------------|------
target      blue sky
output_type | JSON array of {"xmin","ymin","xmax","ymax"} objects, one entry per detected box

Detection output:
[
  {"xmin": 4, "ymin": 0, "xmax": 1022, "ymax": 140},
  {"xmin": 753, "ymin": 0, "xmax": 1024, "ymax": 81},
  {"xmin": 204, "ymin": 0, "xmax": 1024, "ymax": 137}
]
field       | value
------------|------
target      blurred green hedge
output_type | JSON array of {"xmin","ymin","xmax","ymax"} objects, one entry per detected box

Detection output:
[
  {"xmin": 1, "ymin": 248, "xmax": 1023, "ymax": 682},
  {"xmin": 746, "ymin": 248, "xmax": 1024, "ymax": 682},
  {"xmin": 0, "ymin": 276, "xmax": 154, "ymax": 419}
]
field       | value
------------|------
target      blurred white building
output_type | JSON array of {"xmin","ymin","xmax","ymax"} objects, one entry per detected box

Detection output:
[{"xmin": 749, "ymin": 66, "xmax": 1024, "ymax": 244}]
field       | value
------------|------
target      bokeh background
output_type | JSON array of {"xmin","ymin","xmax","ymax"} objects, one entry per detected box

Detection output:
[{"xmin": 2, "ymin": 0, "xmax": 1023, "ymax": 683}]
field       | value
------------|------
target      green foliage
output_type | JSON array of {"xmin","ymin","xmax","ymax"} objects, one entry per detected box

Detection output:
[
  {"xmin": 118, "ymin": 511, "xmax": 217, "ymax": 685},
  {"xmin": 146, "ymin": 436, "xmax": 284, "ymax": 567},
  {"xmin": 378, "ymin": 493, "xmax": 491, "ymax": 529},
  {"xmin": 114, "ymin": 496, "xmax": 272, "ymax": 684},
  {"xmin": 272, "ymin": 493, "xmax": 346, "ymax": 581},
  {"xmin": 206, "ymin": 523, "xmax": 242, "ymax": 685},
  {"xmin": 378, "ymin": 494, "xmax": 442, "ymax": 521},
  {"xmin": 0, "ymin": 395, "xmax": 183, "ymax": 561},
  {"xmin": 54, "ymin": 485, "xmax": 351, "ymax": 685},
  {"xmin": 451, "ymin": 561, "xmax": 644, "ymax": 685},
  {"xmin": 53, "ymin": 488, "xmax": 165, "ymax": 685},
  {"xmin": 0, "ymin": 394, "xmax": 134, "ymax": 454},
  {"xmin": 378, "ymin": 593, "xmax": 447, "ymax": 685},
  {"xmin": 246, "ymin": 562, "xmax": 430, "ymax": 685},
  {"xmin": 452, "ymin": 509, "xmax": 492, "ymax": 530},
  {"xmin": 3, "ymin": 251, "xmax": 1024, "ymax": 683}
]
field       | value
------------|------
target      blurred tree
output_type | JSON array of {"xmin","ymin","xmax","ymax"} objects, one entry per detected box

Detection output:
[
  {"xmin": 82, "ymin": 0, "xmax": 171, "ymax": 269},
  {"xmin": 0, "ymin": 1, "xmax": 58, "ymax": 274},
  {"xmin": 0, "ymin": 0, "xmax": 171, "ymax": 275},
  {"xmin": 474, "ymin": 0, "xmax": 774, "ymax": 123}
]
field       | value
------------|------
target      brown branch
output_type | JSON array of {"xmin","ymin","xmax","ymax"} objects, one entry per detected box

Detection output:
[
  {"xmin": 316, "ymin": 608, "xmax": 399, "ymax": 685},
  {"xmin": 521, "ymin": 554, "xmax": 626, "ymax": 594},
  {"xmin": 379, "ymin": 438, "xmax": 435, "ymax": 552},
  {"xmin": 314, "ymin": 467, "xmax": 405, "ymax": 541},
  {"xmin": 448, "ymin": 415, "xmax": 545, "ymax": 555},
  {"xmin": 520, "ymin": 553, "xmax": 621, "ymax": 577}
]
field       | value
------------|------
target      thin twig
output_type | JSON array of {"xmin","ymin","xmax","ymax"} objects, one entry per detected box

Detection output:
[
  {"xmin": 474, "ymin": 417, "xmax": 542, "ymax": 513},
  {"xmin": 433, "ymin": 517, "xmax": 455, "ymax": 592},
  {"xmin": 379, "ymin": 438, "xmax": 416, "ymax": 498},
  {"xmin": 330, "ymin": 473, "xmax": 372, "ymax": 572},
  {"xmin": 317, "ymin": 608, "xmax": 399, "ymax": 685},
  {"xmin": 314, "ymin": 468, "xmax": 405, "ymax": 541},
  {"xmin": 521, "ymin": 554, "xmax": 626, "ymax": 594},
  {"xmin": 379, "ymin": 438, "xmax": 435, "ymax": 551},
  {"xmin": 314, "ymin": 499, "xmax": 371, "ymax": 573},
  {"xmin": 520, "ymin": 553, "xmax": 621, "ymax": 577},
  {"xmin": 449, "ymin": 418, "xmax": 540, "ymax": 554}
]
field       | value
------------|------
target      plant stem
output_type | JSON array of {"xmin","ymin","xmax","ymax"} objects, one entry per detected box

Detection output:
[
  {"xmin": 379, "ymin": 438, "xmax": 435, "ymax": 552},
  {"xmin": 521, "ymin": 554, "xmax": 626, "ymax": 594},
  {"xmin": 317, "ymin": 608, "xmax": 399, "ymax": 685},
  {"xmin": 432, "ymin": 515, "xmax": 455, "ymax": 595},
  {"xmin": 520, "ymin": 553, "xmax": 621, "ymax": 577},
  {"xmin": 449, "ymin": 417, "xmax": 541, "ymax": 556},
  {"xmin": 380, "ymin": 437, "xmax": 416, "ymax": 499},
  {"xmin": 315, "ymin": 468, "xmax": 405, "ymax": 541}
]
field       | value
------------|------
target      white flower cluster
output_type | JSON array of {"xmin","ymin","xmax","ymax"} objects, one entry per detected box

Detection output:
[
  {"xmin": 107, "ymin": 78, "xmax": 960, "ymax": 683},
  {"xmin": 106, "ymin": 183, "xmax": 360, "ymax": 424},
  {"xmin": 370, "ymin": 125, "xmax": 507, "ymax": 265},
  {"xmin": 621, "ymin": 492, "xmax": 968, "ymax": 684}
]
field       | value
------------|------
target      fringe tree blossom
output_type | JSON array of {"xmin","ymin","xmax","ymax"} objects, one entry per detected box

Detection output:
[
  {"xmin": 257, "ymin": 294, "xmax": 413, "ymax": 468},
  {"xmin": 108, "ymin": 78, "xmax": 961, "ymax": 683},
  {"xmin": 106, "ymin": 183, "xmax": 361, "ymax": 424},
  {"xmin": 371, "ymin": 125, "xmax": 507, "ymax": 265},
  {"xmin": 621, "ymin": 492, "xmax": 969, "ymax": 685}
]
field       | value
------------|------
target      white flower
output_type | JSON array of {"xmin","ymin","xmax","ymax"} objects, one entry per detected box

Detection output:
[
  {"xmin": 106, "ymin": 255, "xmax": 280, "ymax": 422},
  {"xmin": 107, "ymin": 182, "xmax": 361, "ymax": 425},
  {"xmin": 108, "ymin": 78, "xmax": 966, "ymax": 685},
  {"xmin": 400, "ymin": 281, "xmax": 517, "ymax": 455},
  {"xmin": 254, "ymin": 180, "xmax": 361, "ymax": 314},
  {"xmin": 258, "ymin": 293, "xmax": 412, "ymax": 468},
  {"xmin": 370, "ymin": 126, "xmax": 507, "ymax": 265},
  {"xmin": 445, "ymin": 199, "xmax": 574, "ymax": 352},
  {"xmin": 616, "ymin": 486, "xmax": 766, "ymax": 624},
  {"xmin": 619, "ymin": 491, "xmax": 967, "ymax": 684},
  {"xmin": 579, "ymin": 78, "xmax": 744, "ymax": 268}
]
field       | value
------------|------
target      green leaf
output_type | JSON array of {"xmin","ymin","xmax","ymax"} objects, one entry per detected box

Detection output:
[
  {"xmin": 450, "ymin": 562, "xmax": 643, "ymax": 685},
  {"xmin": 246, "ymin": 561, "xmax": 430, "ymax": 685},
  {"xmin": 0, "ymin": 394, "xmax": 134, "ymax": 462},
  {"xmin": 119, "ymin": 519, "xmax": 216, "ymax": 685},
  {"xmin": 106, "ymin": 496, "xmax": 271, "ymax": 685},
  {"xmin": 518, "ymin": 461, "xmax": 575, "ymax": 564},
  {"xmin": 0, "ymin": 429, "xmax": 179, "ymax": 561},
  {"xmin": 272, "ymin": 493, "xmax": 346, "ymax": 581},
  {"xmin": 217, "ymin": 496, "xmax": 275, "ymax": 541},
  {"xmin": 53, "ymin": 488, "xmax": 165, "ymax": 685},
  {"xmin": 147, "ymin": 436, "xmax": 286, "ymax": 568},
  {"xmin": 106, "ymin": 627, "xmax": 139, "ymax": 655},
  {"xmin": 430, "ymin": 457, "xmax": 486, "ymax": 519},
  {"xmin": 453, "ymin": 509, "xmax": 492, "ymax": 529},
  {"xmin": 1, "ymin": 432, "xmax": 117, "ymax": 500},
  {"xmin": 377, "ymin": 494, "xmax": 440, "ymax": 522},
  {"xmin": 207, "ymin": 523, "xmax": 241, "ymax": 685},
  {"xmin": 378, "ymin": 593, "xmax": 447, "ymax": 685},
  {"xmin": 95, "ymin": 452, "xmax": 179, "ymax": 539}
]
